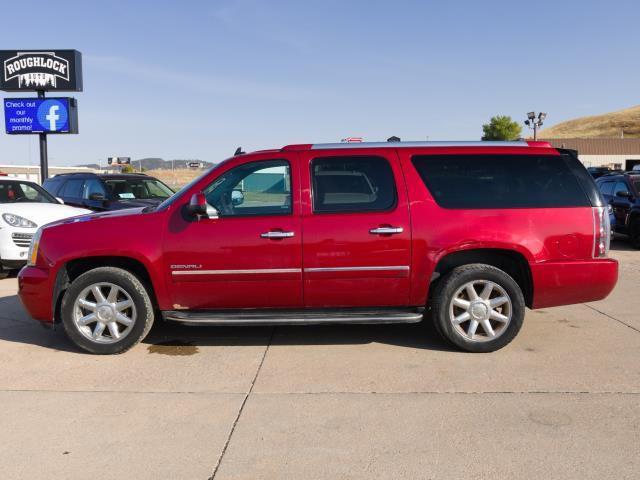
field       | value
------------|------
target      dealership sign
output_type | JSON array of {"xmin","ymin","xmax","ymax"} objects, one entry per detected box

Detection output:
[
  {"xmin": 4, "ymin": 97, "xmax": 78, "ymax": 134},
  {"xmin": 0, "ymin": 50, "xmax": 83, "ymax": 91}
]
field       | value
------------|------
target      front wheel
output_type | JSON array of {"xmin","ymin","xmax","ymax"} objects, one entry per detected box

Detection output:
[
  {"xmin": 430, "ymin": 264, "xmax": 525, "ymax": 353},
  {"xmin": 61, "ymin": 267, "xmax": 155, "ymax": 354}
]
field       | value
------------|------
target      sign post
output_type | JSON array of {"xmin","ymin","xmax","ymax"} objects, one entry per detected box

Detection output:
[
  {"xmin": 38, "ymin": 91, "xmax": 48, "ymax": 179},
  {"xmin": 1, "ymin": 50, "xmax": 83, "ymax": 181}
]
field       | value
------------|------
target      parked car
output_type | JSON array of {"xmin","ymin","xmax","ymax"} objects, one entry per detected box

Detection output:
[
  {"xmin": 19, "ymin": 140, "xmax": 618, "ymax": 354},
  {"xmin": 588, "ymin": 166, "xmax": 613, "ymax": 179},
  {"xmin": 0, "ymin": 178, "xmax": 90, "ymax": 276},
  {"xmin": 42, "ymin": 173, "xmax": 174, "ymax": 211},
  {"xmin": 595, "ymin": 172, "xmax": 640, "ymax": 248}
]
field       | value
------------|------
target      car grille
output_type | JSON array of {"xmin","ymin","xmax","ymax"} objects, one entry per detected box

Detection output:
[{"xmin": 12, "ymin": 233, "xmax": 33, "ymax": 248}]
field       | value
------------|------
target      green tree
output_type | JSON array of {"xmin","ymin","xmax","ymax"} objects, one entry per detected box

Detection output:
[
  {"xmin": 120, "ymin": 164, "xmax": 135, "ymax": 173},
  {"xmin": 481, "ymin": 115, "xmax": 522, "ymax": 141}
]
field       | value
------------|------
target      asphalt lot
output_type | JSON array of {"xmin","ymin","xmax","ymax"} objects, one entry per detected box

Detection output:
[{"xmin": 0, "ymin": 240, "xmax": 638, "ymax": 479}]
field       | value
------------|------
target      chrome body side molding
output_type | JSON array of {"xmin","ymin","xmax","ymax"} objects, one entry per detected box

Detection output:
[{"xmin": 171, "ymin": 268, "xmax": 302, "ymax": 276}]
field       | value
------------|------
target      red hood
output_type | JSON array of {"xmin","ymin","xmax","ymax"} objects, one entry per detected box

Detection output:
[{"xmin": 42, "ymin": 207, "xmax": 147, "ymax": 230}]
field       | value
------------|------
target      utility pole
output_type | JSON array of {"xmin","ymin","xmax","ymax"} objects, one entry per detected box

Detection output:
[{"xmin": 524, "ymin": 112, "xmax": 547, "ymax": 140}]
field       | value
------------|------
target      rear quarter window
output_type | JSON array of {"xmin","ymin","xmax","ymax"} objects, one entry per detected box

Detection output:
[
  {"xmin": 411, "ymin": 154, "xmax": 590, "ymax": 209},
  {"xmin": 42, "ymin": 177, "xmax": 63, "ymax": 195}
]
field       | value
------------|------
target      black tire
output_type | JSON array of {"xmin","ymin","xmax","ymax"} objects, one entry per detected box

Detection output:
[
  {"xmin": 430, "ymin": 264, "xmax": 525, "ymax": 353},
  {"xmin": 61, "ymin": 267, "xmax": 155, "ymax": 354},
  {"xmin": 629, "ymin": 218, "xmax": 640, "ymax": 250}
]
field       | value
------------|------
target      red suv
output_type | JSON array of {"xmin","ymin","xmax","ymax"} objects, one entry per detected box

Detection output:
[{"xmin": 18, "ymin": 141, "xmax": 618, "ymax": 354}]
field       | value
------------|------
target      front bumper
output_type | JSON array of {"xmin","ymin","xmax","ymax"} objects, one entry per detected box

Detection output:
[
  {"xmin": 0, "ymin": 227, "xmax": 34, "ymax": 266},
  {"xmin": 531, "ymin": 258, "xmax": 618, "ymax": 309},
  {"xmin": 18, "ymin": 265, "xmax": 55, "ymax": 323}
]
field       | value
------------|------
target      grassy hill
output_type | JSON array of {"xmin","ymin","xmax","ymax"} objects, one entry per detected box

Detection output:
[{"xmin": 539, "ymin": 105, "xmax": 640, "ymax": 138}]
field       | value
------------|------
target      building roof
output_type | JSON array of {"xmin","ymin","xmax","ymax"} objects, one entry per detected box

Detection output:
[{"xmin": 539, "ymin": 138, "xmax": 640, "ymax": 155}]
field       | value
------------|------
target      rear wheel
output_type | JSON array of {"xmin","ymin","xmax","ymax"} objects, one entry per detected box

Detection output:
[
  {"xmin": 629, "ymin": 218, "xmax": 640, "ymax": 249},
  {"xmin": 61, "ymin": 267, "xmax": 155, "ymax": 354},
  {"xmin": 431, "ymin": 264, "xmax": 525, "ymax": 353}
]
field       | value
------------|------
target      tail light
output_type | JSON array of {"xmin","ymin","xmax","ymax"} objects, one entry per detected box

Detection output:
[{"xmin": 593, "ymin": 206, "xmax": 611, "ymax": 258}]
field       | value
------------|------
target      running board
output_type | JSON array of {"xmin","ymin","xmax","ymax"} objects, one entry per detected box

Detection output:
[{"xmin": 162, "ymin": 308, "xmax": 425, "ymax": 326}]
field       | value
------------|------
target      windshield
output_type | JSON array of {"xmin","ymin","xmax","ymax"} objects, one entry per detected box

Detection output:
[
  {"xmin": 0, "ymin": 180, "xmax": 58, "ymax": 204},
  {"xmin": 103, "ymin": 178, "xmax": 174, "ymax": 200}
]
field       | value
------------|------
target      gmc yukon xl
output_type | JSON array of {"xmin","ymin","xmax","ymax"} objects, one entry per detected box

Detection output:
[{"xmin": 18, "ymin": 141, "xmax": 618, "ymax": 354}]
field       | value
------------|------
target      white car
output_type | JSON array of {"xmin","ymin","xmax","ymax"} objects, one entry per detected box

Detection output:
[{"xmin": 0, "ymin": 178, "xmax": 91, "ymax": 275}]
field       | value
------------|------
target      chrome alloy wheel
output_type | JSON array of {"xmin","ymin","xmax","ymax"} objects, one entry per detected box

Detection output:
[
  {"xmin": 73, "ymin": 282, "xmax": 137, "ymax": 344},
  {"xmin": 448, "ymin": 280, "xmax": 512, "ymax": 342}
]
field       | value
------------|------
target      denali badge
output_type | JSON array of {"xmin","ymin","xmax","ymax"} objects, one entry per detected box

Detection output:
[{"xmin": 170, "ymin": 264, "xmax": 203, "ymax": 270}]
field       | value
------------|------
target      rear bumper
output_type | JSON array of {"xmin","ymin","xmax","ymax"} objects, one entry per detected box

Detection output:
[
  {"xmin": 18, "ymin": 266, "xmax": 55, "ymax": 323},
  {"xmin": 531, "ymin": 258, "xmax": 618, "ymax": 309}
]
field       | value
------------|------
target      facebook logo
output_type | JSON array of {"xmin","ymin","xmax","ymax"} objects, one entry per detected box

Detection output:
[{"xmin": 36, "ymin": 99, "xmax": 68, "ymax": 132}]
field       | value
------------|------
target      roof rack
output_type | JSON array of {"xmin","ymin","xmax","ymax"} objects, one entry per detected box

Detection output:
[{"xmin": 310, "ymin": 140, "xmax": 532, "ymax": 150}]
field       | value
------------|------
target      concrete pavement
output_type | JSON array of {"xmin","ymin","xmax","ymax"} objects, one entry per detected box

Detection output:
[{"xmin": 0, "ymin": 240, "xmax": 638, "ymax": 479}]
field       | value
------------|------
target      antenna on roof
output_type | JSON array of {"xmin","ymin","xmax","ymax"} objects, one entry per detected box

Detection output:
[
  {"xmin": 387, "ymin": 136, "xmax": 401, "ymax": 142},
  {"xmin": 234, "ymin": 147, "xmax": 245, "ymax": 156}
]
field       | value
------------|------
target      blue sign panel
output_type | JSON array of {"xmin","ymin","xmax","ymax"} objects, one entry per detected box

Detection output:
[{"xmin": 4, "ymin": 97, "xmax": 78, "ymax": 134}]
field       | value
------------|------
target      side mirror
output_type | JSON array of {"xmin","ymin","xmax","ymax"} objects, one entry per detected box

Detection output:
[
  {"xmin": 616, "ymin": 190, "xmax": 632, "ymax": 199},
  {"xmin": 231, "ymin": 189, "xmax": 244, "ymax": 206},
  {"xmin": 56, "ymin": 197, "xmax": 65, "ymax": 204},
  {"xmin": 188, "ymin": 192, "xmax": 219, "ymax": 220},
  {"xmin": 89, "ymin": 192, "xmax": 106, "ymax": 201}
]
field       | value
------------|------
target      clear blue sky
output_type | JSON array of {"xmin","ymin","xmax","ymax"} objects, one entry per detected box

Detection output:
[{"xmin": 1, "ymin": 0, "xmax": 639, "ymax": 166}]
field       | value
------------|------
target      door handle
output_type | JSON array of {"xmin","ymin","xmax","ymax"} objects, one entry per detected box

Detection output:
[
  {"xmin": 369, "ymin": 226, "xmax": 404, "ymax": 235},
  {"xmin": 260, "ymin": 231, "xmax": 295, "ymax": 239}
]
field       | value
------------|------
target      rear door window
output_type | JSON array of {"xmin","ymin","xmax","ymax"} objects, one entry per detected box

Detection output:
[
  {"xmin": 60, "ymin": 179, "xmax": 84, "ymax": 199},
  {"xmin": 599, "ymin": 181, "xmax": 614, "ymax": 196},
  {"xmin": 411, "ymin": 155, "xmax": 590, "ymax": 209},
  {"xmin": 311, "ymin": 156, "xmax": 397, "ymax": 213}
]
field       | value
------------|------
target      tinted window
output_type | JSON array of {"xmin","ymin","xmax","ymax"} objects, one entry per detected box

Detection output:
[
  {"xmin": 599, "ymin": 181, "xmax": 614, "ymax": 196},
  {"xmin": 613, "ymin": 181, "xmax": 629, "ymax": 196},
  {"xmin": 0, "ymin": 181, "xmax": 57, "ymax": 204},
  {"xmin": 312, "ymin": 156, "xmax": 396, "ymax": 213},
  {"xmin": 631, "ymin": 179, "xmax": 640, "ymax": 195},
  {"xmin": 42, "ymin": 177, "xmax": 63, "ymax": 195},
  {"xmin": 60, "ymin": 179, "xmax": 84, "ymax": 198},
  {"xmin": 103, "ymin": 178, "xmax": 173, "ymax": 200},
  {"xmin": 412, "ymin": 155, "xmax": 590, "ymax": 209},
  {"xmin": 204, "ymin": 160, "xmax": 291, "ymax": 216},
  {"xmin": 83, "ymin": 179, "xmax": 107, "ymax": 199}
]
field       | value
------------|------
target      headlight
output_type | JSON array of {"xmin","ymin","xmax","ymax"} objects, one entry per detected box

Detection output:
[
  {"xmin": 2, "ymin": 213, "xmax": 37, "ymax": 228},
  {"xmin": 27, "ymin": 228, "xmax": 42, "ymax": 267}
]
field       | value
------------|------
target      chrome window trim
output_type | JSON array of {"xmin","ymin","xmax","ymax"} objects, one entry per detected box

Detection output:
[{"xmin": 311, "ymin": 141, "xmax": 528, "ymax": 150}]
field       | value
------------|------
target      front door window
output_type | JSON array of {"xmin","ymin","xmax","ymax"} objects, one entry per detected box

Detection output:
[{"xmin": 204, "ymin": 160, "xmax": 291, "ymax": 217}]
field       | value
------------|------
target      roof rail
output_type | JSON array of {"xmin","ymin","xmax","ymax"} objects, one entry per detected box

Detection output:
[{"xmin": 309, "ymin": 140, "xmax": 531, "ymax": 150}]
